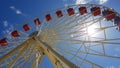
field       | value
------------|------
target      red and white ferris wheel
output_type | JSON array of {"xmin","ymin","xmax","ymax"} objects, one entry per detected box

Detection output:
[{"xmin": 0, "ymin": 4, "xmax": 120, "ymax": 68}]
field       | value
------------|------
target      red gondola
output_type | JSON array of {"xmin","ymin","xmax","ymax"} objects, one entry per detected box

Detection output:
[
  {"xmin": 11, "ymin": 30, "xmax": 19, "ymax": 37},
  {"xmin": 23, "ymin": 24, "xmax": 30, "ymax": 31},
  {"xmin": 67, "ymin": 8, "xmax": 75, "ymax": 16},
  {"xmin": 79, "ymin": 7, "xmax": 87, "ymax": 15},
  {"xmin": 102, "ymin": 10, "xmax": 116, "ymax": 21},
  {"xmin": 0, "ymin": 38, "xmax": 7, "ymax": 46},
  {"xmin": 56, "ymin": 10, "xmax": 63, "ymax": 18},
  {"xmin": 91, "ymin": 7, "xmax": 101, "ymax": 16},
  {"xmin": 46, "ymin": 14, "xmax": 52, "ymax": 21},
  {"xmin": 34, "ymin": 18, "xmax": 41, "ymax": 26}
]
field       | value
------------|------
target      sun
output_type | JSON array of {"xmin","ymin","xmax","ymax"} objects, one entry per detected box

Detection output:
[{"xmin": 87, "ymin": 24, "xmax": 98, "ymax": 36}]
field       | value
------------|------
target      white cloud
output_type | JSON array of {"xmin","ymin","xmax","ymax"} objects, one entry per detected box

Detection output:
[
  {"xmin": 10, "ymin": 6, "xmax": 23, "ymax": 15},
  {"xmin": 10, "ymin": 6, "xmax": 30, "ymax": 18},
  {"xmin": 75, "ymin": 0, "xmax": 108, "ymax": 4},
  {"xmin": 99, "ymin": 0, "xmax": 108, "ymax": 4},
  {"xmin": 75, "ymin": 0, "xmax": 92, "ymax": 4},
  {"xmin": 16, "ymin": 10, "xmax": 22, "ymax": 14},
  {"xmin": 3, "ymin": 21, "xmax": 8, "ymax": 27},
  {"xmin": 10, "ymin": 6, "xmax": 15, "ymax": 10}
]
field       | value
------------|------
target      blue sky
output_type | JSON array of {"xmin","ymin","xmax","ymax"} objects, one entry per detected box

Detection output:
[
  {"xmin": 0, "ymin": 0, "xmax": 120, "ymax": 35},
  {"xmin": 0, "ymin": 0, "xmax": 120, "ymax": 68}
]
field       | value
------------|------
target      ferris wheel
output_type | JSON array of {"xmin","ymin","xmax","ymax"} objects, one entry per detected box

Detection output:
[{"xmin": 0, "ymin": 4, "xmax": 120, "ymax": 68}]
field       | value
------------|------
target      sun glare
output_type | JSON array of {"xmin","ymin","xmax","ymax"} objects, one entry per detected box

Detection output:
[{"xmin": 87, "ymin": 24, "xmax": 98, "ymax": 36}]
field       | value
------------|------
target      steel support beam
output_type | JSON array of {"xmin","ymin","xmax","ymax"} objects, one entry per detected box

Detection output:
[{"xmin": 35, "ymin": 36, "xmax": 79, "ymax": 68}]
